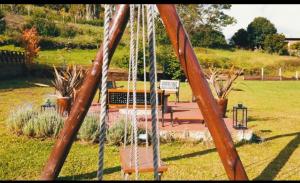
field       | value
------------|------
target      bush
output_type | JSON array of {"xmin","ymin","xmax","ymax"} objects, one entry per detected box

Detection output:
[
  {"xmin": 77, "ymin": 19, "xmax": 103, "ymax": 27},
  {"xmin": 78, "ymin": 113, "xmax": 100, "ymax": 142},
  {"xmin": 107, "ymin": 118, "xmax": 148, "ymax": 146},
  {"xmin": 23, "ymin": 110, "xmax": 64, "ymax": 138},
  {"xmin": 26, "ymin": 17, "xmax": 60, "ymax": 37},
  {"xmin": 0, "ymin": 10, "xmax": 6, "ymax": 34},
  {"xmin": 60, "ymin": 25, "xmax": 77, "ymax": 38},
  {"xmin": 158, "ymin": 47, "xmax": 185, "ymax": 80},
  {"xmin": 263, "ymin": 33, "xmax": 286, "ymax": 54},
  {"xmin": 6, "ymin": 104, "xmax": 37, "ymax": 135}
]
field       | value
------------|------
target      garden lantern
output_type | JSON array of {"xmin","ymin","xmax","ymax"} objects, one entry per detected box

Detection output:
[{"xmin": 232, "ymin": 103, "xmax": 248, "ymax": 129}]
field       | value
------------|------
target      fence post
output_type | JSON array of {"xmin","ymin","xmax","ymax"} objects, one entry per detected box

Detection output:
[
  {"xmin": 279, "ymin": 67, "xmax": 282, "ymax": 81},
  {"xmin": 261, "ymin": 67, "xmax": 264, "ymax": 80},
  {"xmin": 296, "ymin": 71, "xmax": 299, "ymax": 80}
]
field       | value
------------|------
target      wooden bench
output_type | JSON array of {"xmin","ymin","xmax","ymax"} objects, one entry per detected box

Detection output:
[
  {"xmin": 159, "ymin": 80, "xmax": 180, "ymax": 103},
  {"xmin": 107, "ymin": 88, "xmax": 172, "ymax": 127}
]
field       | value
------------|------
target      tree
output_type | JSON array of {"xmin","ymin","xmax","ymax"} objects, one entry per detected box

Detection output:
[
  {"xmin": 191, "ymin": 25, "xmax": 228, "ymax": 48},
  {"xmin": 21, "ymin": 27, "xmax": 40, "ymax": 65},
  {"xmin": 85, "ymin": 4, "xmax": 100, "ymax": 20},
  {"xmin": 247, "ymin": 17, "xmax": 277, "ymax": 49},
  {"xmin": 230, "ymin": 28, "xmax": 249, "ymax": 49},
  {"xmin": 263, "ymin": 33, "xmax": 287, "ymax": 54},
  {"xmin": 69, "ymin": 4, "xmax": 85, "ymax": 23},
  {"xmin": 176, "ymin": 4, "xmax": 236, "ymax": 36},
  {"xmin": 0, "ymin": 9, "xmax": 5, "ymax": 34}
]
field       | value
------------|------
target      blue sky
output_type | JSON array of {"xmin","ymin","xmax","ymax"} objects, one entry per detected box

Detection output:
[{"xmin": 222, "ymin": 4, "xmax": 300, "ymax": 40}]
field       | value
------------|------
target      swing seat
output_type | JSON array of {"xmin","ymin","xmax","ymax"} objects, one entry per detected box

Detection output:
[{"xmin": 120, "ymin": 146, "xmax": 168, "ymax": 174}]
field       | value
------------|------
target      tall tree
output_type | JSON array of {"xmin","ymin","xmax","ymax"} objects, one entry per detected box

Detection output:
[
  {"xmin": 247, "ymin": 17, "xmax": 277, "ymax": 49},
  {"xmin": 230, "ymin": 28, "xmax": 249, "ymax": 49},
  {"xmin": 176, "ymin": 4, "xmax": 236, "ymax": 35}
]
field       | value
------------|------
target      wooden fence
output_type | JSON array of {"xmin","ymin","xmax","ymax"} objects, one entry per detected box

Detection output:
[
  {"xmin": 0, "ymin": 50, "xmax": 26, "ymax": 64},
  {"xmin": 243, "ymin": 67, "xmax": 299, "ymax": 81},
  {"xmin": 0, "ymin": 50, "xmax": 26, "ymax": 80}
]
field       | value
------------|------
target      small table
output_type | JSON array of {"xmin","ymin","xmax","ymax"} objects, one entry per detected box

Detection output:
[{"xmin": 40, "ymin": 104, "xmax": 56, "ymax": 112}]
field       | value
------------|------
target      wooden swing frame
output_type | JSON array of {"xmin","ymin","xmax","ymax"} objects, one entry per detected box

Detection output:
[{"xmin": 40, "ymin": 4, "xmax": 248, "ymax": 180}]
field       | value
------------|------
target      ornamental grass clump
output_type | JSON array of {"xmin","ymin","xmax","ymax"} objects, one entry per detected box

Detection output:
[
  {"xmin": 6, "ymin": 104, "xmax": 37, "ymax": 135},
  {"xmin": 78, "ymin": 112, "xmax": 100, "ymax": 143},
  {"xmin": 23, "ymin": 110, "xmax": 64, "ymax": 138}
]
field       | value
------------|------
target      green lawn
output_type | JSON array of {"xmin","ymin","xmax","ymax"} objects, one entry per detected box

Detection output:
[{"xmin": 1, "ymin": 78, "xmax": 300, "ymax": 180}]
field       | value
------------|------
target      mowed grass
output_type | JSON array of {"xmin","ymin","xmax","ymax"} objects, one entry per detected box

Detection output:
[{"xmin": 1, "ymin": 78, "xmax": 300, "ymax": 180}]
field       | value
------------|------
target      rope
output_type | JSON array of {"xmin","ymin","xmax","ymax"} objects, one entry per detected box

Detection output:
[
  {"xmin": 147, "ymin": 4, "xmax": 159, "ymax": 180},
  {"xmin": 142, "ymin": 4, "xmax": 148, "ymax": 148},
  {"xmin": 97, "ymin": 4, "xmax": 111, "ymax": 180}
]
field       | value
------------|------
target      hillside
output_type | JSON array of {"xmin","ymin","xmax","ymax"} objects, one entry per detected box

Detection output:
[{"xmin": 1, "ymin": 5, "xmax": 300, "ymax": 77}]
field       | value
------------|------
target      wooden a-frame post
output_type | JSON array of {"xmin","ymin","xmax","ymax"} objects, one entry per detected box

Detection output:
[{"xmin": 40, "ymin": 4, "xmax": 248, "ymax": 180}]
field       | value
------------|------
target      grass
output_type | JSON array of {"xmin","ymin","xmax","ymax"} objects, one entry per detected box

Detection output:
[
  {"xmin": 2, "ymin": 44, "xmax": 300, "ymax": 77},
  {"xmin": 1, "ymin": 78, "xmax": 300, "ymax": 180}
]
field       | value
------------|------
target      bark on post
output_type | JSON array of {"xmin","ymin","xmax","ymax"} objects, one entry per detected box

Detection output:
[
  {"xmin": 156, "ymin": 4, "xmax": 248, "ymax": 180},
  {"xmin": 40, "ymin": 5, "xmax": 130, "ymax": 180}
]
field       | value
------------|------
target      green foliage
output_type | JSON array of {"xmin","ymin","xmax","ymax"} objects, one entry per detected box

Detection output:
[
  {"xmin": 77, "ymin": 19, "xmax": 103, "ymax": 27},
  {"xmin": 247, "ymin": 17, "xmax": 277, "ymax": 49},
  {"xmin": 78, "ymin": 113, "xmax": 100, "ymax": 142},
  {"xmin": 191, "ymin": 25, "xmax": 228, "ymax": 49},
  {"xmin": 230, "ymin": 28, "xmax": 249, "ymax": 49},
  {"xmin": 263, "ymin": 33, "xmax": 287, "ymax": 55},
  {"xmin": 106, "ymin": 118, "xmax": 147, "ymax": 146},
  {"xmin": 290, "ymin": 42, "xmax": 300, "ymax": 50},
  {"xmin": 60, "ymin": 25, "xmax": 77, "ymax": 38},
  {"xmin": 176, "ymin": 4, "xmax": 236, "ymax": 35},
  {"xmin": 23, "ymin": 110, "xmax": 64, "ymax": 138},
  {"xmin": 26, "ymin": 17, "xmax": 60, "ymax": 37},
  {"xmin": 6, "ymin": 104, "xmax": 37, "ymax": 135},
  {"xmin": 0, "ymin": 9, "xmax": 6, "ymax": 34},
  {"xmin": 107, "ymin": 118, "xmax": 132, "ymax": 146},
  {"xmin": 158, "ymin": 47, "xmax": 185, "ymax": 80}
]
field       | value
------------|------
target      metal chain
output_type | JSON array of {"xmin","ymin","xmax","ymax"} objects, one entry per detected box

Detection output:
[{"xmin": 97, "ymin": 4, "xmax": 111, "ymax": 180}]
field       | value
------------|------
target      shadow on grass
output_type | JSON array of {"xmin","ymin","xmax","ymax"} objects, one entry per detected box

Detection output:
[
  {"xmin": 59, "ymin": 166, "xmax": 121, "ymax": 180},
  {"xmin": 254, "ymin": 132, "xmax": 300, "ymax": 180},
  {"xmin": 0, "ymin": 77, "xmax": 52, "ymax": 90},
  {"xmin": 59, "ymin": 132, "xmax": 300, "ymax": 180}
]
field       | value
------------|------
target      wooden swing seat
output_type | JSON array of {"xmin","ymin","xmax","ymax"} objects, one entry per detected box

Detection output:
[{"xmin": 120, "ymin": 146, "xmax": 168, "ymax": 174}]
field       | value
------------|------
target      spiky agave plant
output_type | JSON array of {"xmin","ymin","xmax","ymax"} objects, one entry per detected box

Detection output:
[{"xmin": 52, "ymin": 65, "xmax": 85, "ymax": 98}]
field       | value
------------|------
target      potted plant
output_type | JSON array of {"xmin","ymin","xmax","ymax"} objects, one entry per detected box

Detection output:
[
  {"xmin": 205, "ymin": 66, "xmax": 243, "ymax": 118},
  {"xmin": 52, "ymin": 65, "xmax": 85, "ymax": 116}
]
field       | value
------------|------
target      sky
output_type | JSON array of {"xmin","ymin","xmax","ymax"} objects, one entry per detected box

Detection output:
[{"xmin": 222, "ymin": 4, "xmax": 300, "ymax": 41}]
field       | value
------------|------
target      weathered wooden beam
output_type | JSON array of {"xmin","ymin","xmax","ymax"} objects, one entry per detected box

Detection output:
[
  {"xmin": 156, "ymin": 4, "xmax": 248, "ymax": 180},
  {"xmin": 40, "ymin": 4, "xmax": 130, "ymax": 180}
]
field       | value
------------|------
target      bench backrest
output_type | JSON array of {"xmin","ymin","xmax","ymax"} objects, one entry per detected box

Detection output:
[
  {"xmin": 107, "ymin": 89, "xmax": 164, "ymax": 108},
  {"xmin": 159, "ymin": 80, "xmax": 180, "ymax": 92}
]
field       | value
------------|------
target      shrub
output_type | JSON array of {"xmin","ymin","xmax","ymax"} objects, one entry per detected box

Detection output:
[
  {"xmin": 107, "ymin": 118, "xmax": 149, "ymax": 146},
  {"xmin": 6, "ymin": 104, "xmax": 37, "ymax": 135},
  {"xmin": 26, "ymin": 17, "xmax": 60, "ymax": 37},
  {"xmin": 21, "ymin": 27, "xmax": 40, "ymax": 64},
  {"xmin": 60, "ymin": 25, "xmax": 77, "ymax": 38},
  {"xmin": 263, "ymin": 33, "xmax": 286, "ymax": 54},
  {"xmin": 78, "ymin": 113, "xmax": 100, "ymax": 142},
  {"xmin": 23, "ymin": 110, "xmax": 64, "ymax": 138},
  {"xmin": 0, "ymin": 10, "xmax": 6, "ymax": 34}
]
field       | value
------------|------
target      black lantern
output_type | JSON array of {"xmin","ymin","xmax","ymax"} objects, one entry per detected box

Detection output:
[{"xmin": 232, "ymin": 103, "xmax": 248, "ymax": 129}]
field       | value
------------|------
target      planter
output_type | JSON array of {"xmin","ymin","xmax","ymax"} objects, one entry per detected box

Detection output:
[
  {"xmin": 216, "ymin": 98, "xmax": 228, "ymax": 118},
  {"xmin": 57, "ymin": 97, "xmax": 72, "ymax": 116}
]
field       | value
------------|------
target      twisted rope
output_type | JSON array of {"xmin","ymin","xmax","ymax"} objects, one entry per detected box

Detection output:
[
  {"xmin": 147, "ymin": 4, "xmax": 159, "ymax": 180},
  {"xmin": 142, "ymin": 4, "xmax": 148, "ymax": 148},
  {"xmin": 97, "ymin": 4, "xmax": 111, "ymax": 180}
]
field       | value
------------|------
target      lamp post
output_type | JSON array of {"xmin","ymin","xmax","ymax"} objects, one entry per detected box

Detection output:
[{"xmin": 233, "ymin": 103, "xmax": 248, "ymax": 129}]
